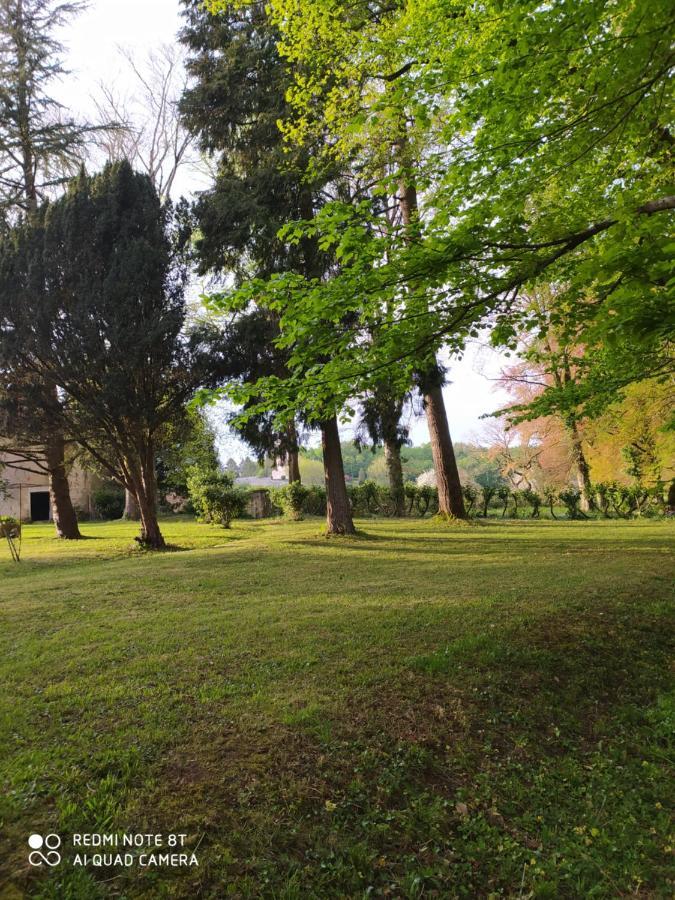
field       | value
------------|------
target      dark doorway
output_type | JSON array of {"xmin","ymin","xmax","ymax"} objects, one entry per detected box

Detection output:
[{"xmin": 30, "ymin": 491, "xmax": 51, "ymax": 522}]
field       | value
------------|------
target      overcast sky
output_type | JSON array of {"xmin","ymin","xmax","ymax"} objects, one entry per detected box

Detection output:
[{"xmin": 59, "ymin": 0, "xmax": 510, "ymax": 457}]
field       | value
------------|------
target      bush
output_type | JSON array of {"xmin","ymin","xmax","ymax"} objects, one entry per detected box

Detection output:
[
  {"xmin": 92, "ymin": 485, "xmax": 125, "ymax": 520},
  {"xmin": 462, "ymin": 484, "xmax": 478, "ymax": 516},
  {"xmin": 302, "ymin": 485, "xmax": 327, "ymax": 516},
  {"xmin": 558, "ymin": 488, "xmax": 586, "ymax": 519},
  {"xmin": 186, "ymin": 467, "xmax": 247, "ymax": 528},
  {"xmin": 522, "ymin": 488, "xmax": 542, "ymax": 518},
  {"xmin": 497, "ymin": 485, "xmax": 511, "ymax": 517},
  {"xmin": 271, "ymin": 481, "xmax": 309, "ymax": 520},
  {"xmin": 479, "ymin": 484, "xmax": 497, "ymax": 517}
]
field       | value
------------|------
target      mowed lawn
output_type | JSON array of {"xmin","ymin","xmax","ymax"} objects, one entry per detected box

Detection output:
[{"xmin": 0, "ymin": 517, "xmax": 673, "ymax": 899}]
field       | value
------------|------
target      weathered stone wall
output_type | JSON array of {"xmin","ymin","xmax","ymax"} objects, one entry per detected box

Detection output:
[{"xmin": 0, "ymin": 453, "xmax": 100, "ymax": 522}]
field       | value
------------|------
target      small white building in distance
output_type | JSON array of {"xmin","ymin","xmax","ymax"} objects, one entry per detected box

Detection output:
[{"xmin": 0, "ymin": 452, "xmax": 99, "ymax": 522}]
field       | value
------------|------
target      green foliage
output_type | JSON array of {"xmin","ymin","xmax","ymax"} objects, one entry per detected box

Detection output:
[
  {"xmin": 302, "ymin": 485, "xmax": 327, "ymax": 516},
  {"xmin": 461, "ymin": 483, "xmax": 478, "ymax": 516},
  {"xmin": 270, "ymin": 481, "xmax": 309, "ymax": 520},
  {"xmin": 558, "ymin": 489, "xmax": 585, "ymax": 521},
  {"xmin": 92, "ymin": 486, "xmax": 125, "ymax": 521},
  {"xmin": 186, "ymin": 467, "xmax": 247, "ymax": 528},
  {"xmin": 522, "ymin": 489, "xmax": 542, "ymax": 519}
]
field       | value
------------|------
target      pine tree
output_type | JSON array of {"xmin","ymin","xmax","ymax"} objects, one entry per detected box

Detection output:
[
  {"xmin": 180, "ymin": 0, "xmax": 354, "ymax": 532},
  {"xmin": 0, "ymin": 0, "xmax": 96, "ymax": 537},
  {"xmin": 0, "ymin": 161, "xmax": 220, "ymax": 549}
]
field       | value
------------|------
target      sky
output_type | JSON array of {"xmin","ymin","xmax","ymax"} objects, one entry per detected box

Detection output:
[{"xmin": 59, "ymin": 0, "xmax": 511, "ymax": 457}]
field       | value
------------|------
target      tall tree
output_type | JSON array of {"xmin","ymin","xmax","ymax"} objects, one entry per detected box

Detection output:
[
  {"xmin": 180, "ymin": 0, "xmax": 354, "ymax": 532},
  {"xmin": 0, "ymin": 0, "xmax": 96, "ymax": 537},
  {"xmin": 205, "ymin": 0, "xmax": 673, "ymax": 449},
  {"xmin": 0, "ymin": 161, "xmax": 219, "ymax": 548}
]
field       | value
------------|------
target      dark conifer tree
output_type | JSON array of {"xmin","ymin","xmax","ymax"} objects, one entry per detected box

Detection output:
[
  {"xmin": 0, "ymin": 162, "xmax": 219, "ymax": 548},
  {"xmin": 0, "ymin": 0, "xmax": 97, "ymax": 538},
  {"xmin": 180, "ymin": 0, "xmax": 354, "ymax": 532}
]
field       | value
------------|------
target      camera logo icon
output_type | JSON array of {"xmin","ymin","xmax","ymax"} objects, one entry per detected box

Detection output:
[{"xmin": 28, "ymin": 833, "xmax": 62, "ymax": 866}]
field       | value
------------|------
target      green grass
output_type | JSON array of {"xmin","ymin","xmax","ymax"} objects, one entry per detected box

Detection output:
[{"xmin": 0, "ymin": 516, "xmax": 673, "ymax": 899}]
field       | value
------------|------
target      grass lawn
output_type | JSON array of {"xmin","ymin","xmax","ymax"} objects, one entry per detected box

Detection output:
[{"xmin": 0, "ymin": 516, "xmax": 673, "ymax": 899}]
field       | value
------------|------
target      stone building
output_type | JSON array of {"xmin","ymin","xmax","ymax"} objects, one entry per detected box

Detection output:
[{"xmin": 0, "ymin": 452, "xmax": 99, "ymax": 522}]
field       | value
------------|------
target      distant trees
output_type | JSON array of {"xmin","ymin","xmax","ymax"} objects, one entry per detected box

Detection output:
[{"xmin": 0, "ymin": 161, "xmax": 219, "ymax": 548}]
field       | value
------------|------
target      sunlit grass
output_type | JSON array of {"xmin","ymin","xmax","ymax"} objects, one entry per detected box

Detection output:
[{"xmin": 1, "ymin": 516, "xmax": 673, "ymax": 898}]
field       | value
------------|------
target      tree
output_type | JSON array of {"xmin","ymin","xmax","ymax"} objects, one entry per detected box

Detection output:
[
  {"xmin": 156, "ymin": 407, "xmax": 220, "ymax": 502},
  {"xmin": 0, "ymin": 161, "xmax": 218, "ymax": 548},
  {"xmin": 0, "ymin": 0, "xmax": 97, "ymax": 538},
  {"xmin": 205, "ymin": 0, "xmax": 673, "ymax": 442},
  {"xmin": 180, "ymin": 0, "xmax": 354, "ymax": 532},
  {"xmin": 92, "ymin": 44, "xmax": 195, "ymax": 205}
]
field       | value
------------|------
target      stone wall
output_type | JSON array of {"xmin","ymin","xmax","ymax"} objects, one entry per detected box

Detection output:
[{"xmin": 0, "ymin": 453, "xmax": 100, "ymax": 522}]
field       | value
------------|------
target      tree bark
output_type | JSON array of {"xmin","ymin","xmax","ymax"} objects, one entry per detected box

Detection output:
[
  {"xmin": 567, "ymin": 417, "xmax": 594, "ymax": 511},
  {"xmin": 424, "ymin": 384, "xmax": 466, "ymax": 518},
  {"xmin": 395, "ymin": 126, "xmax": 466, "ymax": 520},
  {"xmin": 123, "ymin": 489, "xmax": 141, "ymax": 520},
  {"xmin": 287, "ymin": 422, "xmax": 301, "ymax": 483},
  {"xmin": 384, "ymin": 437, "xmax": 406, "ymax": 516},
  {"xmin": 321, "ymin": 416, "xmax": 355, "ymax": 534},
  {"xmin": 45, "ymin": 433, "xmax": 81, "ymax": 539},
  {"xmin": 126, "ymin": 442, "xmax": 165, "ymax": 549}
]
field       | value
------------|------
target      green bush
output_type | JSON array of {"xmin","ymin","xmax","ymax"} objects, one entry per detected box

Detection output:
[
  {"xmin": 92, "ymin": 485, "xmax": 125, "ymax": 520},
  {"xmin": 522, "ymin": 488, "xmax": 542, "ymax": 518},
  {"xmin": 462, "ymin": 483, "xmax": 478, "ymax": 516},
  {"xmin": 302, "ymin": 485, "xmax": 327, "ymax": 516},
  {"xmin": 558, "ymin": 488, "xmax": 586, "ymax": 519},
  {"xmin": 497, "ymin": 485, "xmax": 511, "ymax": 517},
  {"xmin": 186, "ymin": 467, "xmax": 247, "ymax": 528},
  {"xmin": 270, "ymin": 481, "xmax": 309, "ymax": 520}
]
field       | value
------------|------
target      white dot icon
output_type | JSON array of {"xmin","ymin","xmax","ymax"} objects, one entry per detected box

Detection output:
[{"xmin": 28, "ymin": 834, "xmax": 43, "ymax": 849}]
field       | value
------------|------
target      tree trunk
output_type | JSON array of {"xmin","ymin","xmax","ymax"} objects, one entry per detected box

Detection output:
[
  {"xmin": 123, "ymin": 489, "xmax": 140, "ymax": 520},
  {"xmin": 287, "ymin": 422, "xmax": 301, "ymax": 483},
  {"xmin": 567, "ymin": 418, "xmax": 594, "ymax": 510},
  {"xmin": 127, "ymin": 443, "xmax": 165, "ymax": 549},
  {"xmin": 384, "ymin": 437, "xmax": 406, "ymax": 516},
  {"xmin": 288, "ymin": 450, "xmax": 301, "ymax": 483},
  {"xmin": 45, "ymin": 433, "xmax": 81, "ymax": 539},
  {"xmin": 321, "ymin": 415, "xmax": 355, "ymax": 535},
  {"xmin": 424, "ymin": 384, "xmax": 466, "ymax": 519},
  {"xmin": 395, "ymin": 127, "xmax": 465, "ymax": 520}
]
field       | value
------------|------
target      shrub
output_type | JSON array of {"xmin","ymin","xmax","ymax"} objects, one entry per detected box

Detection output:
[
  {"xmin": 479, "ymin": 484, "xmax": 497, "ymax": 517},
  {"xmin": 522, "ymin": 488, "xmax": 542, "ymax": 518},
  {"xmin": 0, "ymin": 514, "xmax": 21, "ymax": 561},
  {"xmin": 270, "ymin": 481, "xmax": 309, "ymax": 520},
  {"xmin": 542, "ymin": 486, "xmax": 558, "ymax": 519},
  {"xmin": 462, "ymin": 484, "xmax": 478, "ymax": 516},
  {"xmin": 302, "ymin": 485, "xmax": 327, "ymax": 516},
  {"xmin": 92, "ymin": 485, "xmax": 125, "ymax": 520},
  {"xmin": 186, "ymin": 467, "xmax": 247, "ymax": 528},
  {"xmin": 559, "ymin": 488, "xmax": 586, "ymax": 519},
  {"xmin": 497, "ymin": 485, "xmax": 511, "ymax": 517}
]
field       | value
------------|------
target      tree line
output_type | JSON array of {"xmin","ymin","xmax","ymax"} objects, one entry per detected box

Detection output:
[{"xmin": 0, "ymin": 0, "xmax": 672, "ymax": 547}]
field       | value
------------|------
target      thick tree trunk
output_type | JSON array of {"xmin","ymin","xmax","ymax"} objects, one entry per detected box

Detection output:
[
  {"xmin": 424, "ymin": 384, "xmax": 466, "ymax": 518},
  {"xmin": 395, "ymin": 128, "xmax": 465, "ymax": 520},
  {"xmin": 287, "ymin": 422, "xmax": 301, "ymax": 483},
  {"xmin": 567, "ymin": 418, "xmax": 594, "ymax": 510},
  {"xmin": 384, "ymin": 437, "xmax": 406, "ymax": 516},
  {"xmin": 321, "ymin": 415, "xmax": 355, "ymax": 535},
  {"xmin": 288, "ymin": 450, "xmax": 301, "ymax": 484},
  {"xmin": 122, "ymin": 489, "xmax": 141, "ymax": 520},
  {"xmin": 45, "ymin": 433, "xmax": 81, "ymax": 539},
  {"xmin": 127, "ymin": 443, "xmax": 165, "ymax": 549}
]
